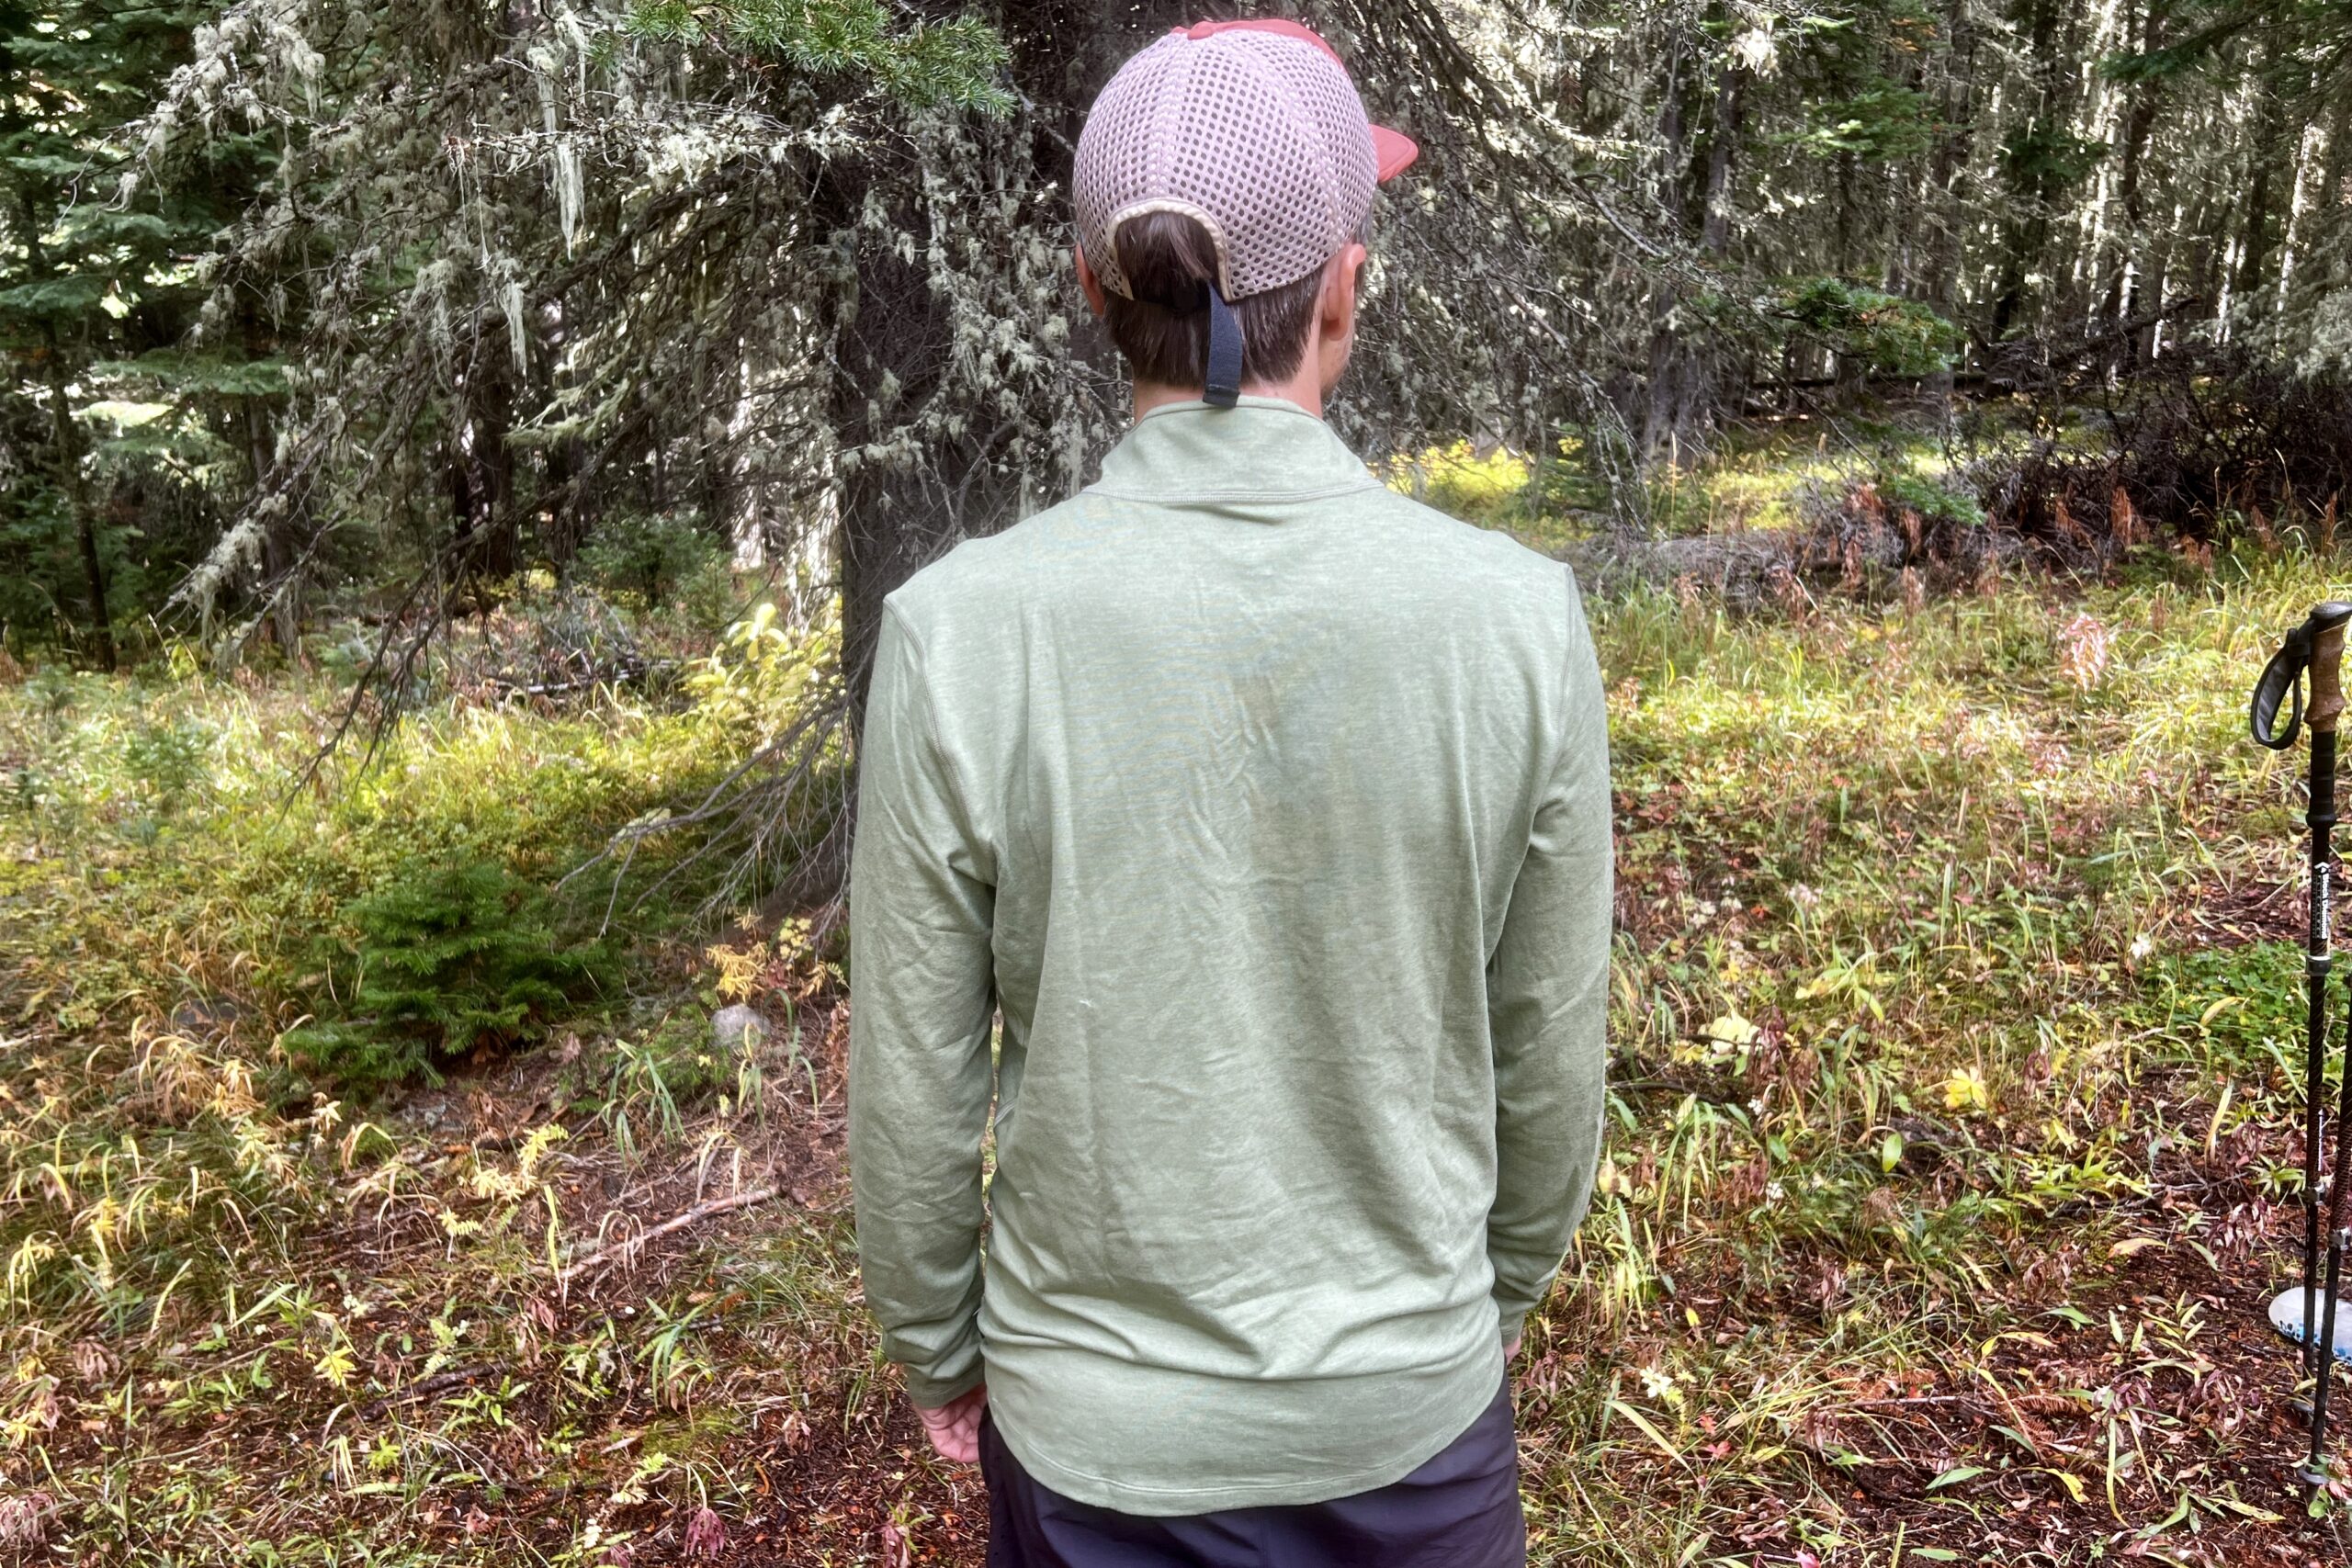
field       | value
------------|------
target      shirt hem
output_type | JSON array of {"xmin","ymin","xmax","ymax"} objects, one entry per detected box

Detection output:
[{"xmin": 984, "ymin": 1344, "xmax": 1507, "ymax": 1517}]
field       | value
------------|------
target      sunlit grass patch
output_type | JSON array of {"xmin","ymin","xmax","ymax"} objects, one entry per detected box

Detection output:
[{"xmin": 1385, "ymin": 441, "xmax": 1538, "ymax": 528}]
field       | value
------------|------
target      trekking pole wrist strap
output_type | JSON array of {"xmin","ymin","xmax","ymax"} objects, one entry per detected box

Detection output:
[{"xmin": 2255, "ymin": 624, "xmax": 2314, "ymax": 750}]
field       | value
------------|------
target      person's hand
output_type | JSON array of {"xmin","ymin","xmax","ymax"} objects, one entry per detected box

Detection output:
[
  {"xmin": 1503, "ymin": 1334, "xmax": 1521, "ymax": 1361},
  {"xmin": 915, "ymin": 1383, "xmax": 989, "ymax": 1463}
]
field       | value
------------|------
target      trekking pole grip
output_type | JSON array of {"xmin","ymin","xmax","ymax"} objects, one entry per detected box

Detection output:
[
  {"xmin": 2258, "ymin": 604, "xmax": 2352, "ymax": 749},
  {"xmin": 2313, "ymin": 608, "xmax": 2351, "ymax": 735}
]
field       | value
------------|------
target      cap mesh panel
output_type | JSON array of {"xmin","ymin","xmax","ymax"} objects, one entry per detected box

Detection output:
[{"xmin": 1076, "ymin": 30, "xmax": 1379, "ymax": 301}]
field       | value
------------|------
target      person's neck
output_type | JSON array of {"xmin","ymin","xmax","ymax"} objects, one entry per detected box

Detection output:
[{"xmin": 1132, "ymin": 367, "xmax": 1324, "ymax": 423}]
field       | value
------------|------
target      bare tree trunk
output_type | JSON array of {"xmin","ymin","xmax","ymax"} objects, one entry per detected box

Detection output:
[
  {"xmin": 540, "ymin": 297, "xmax": 591, "ymax": 570},
  {"xmin": 1674, "ymin": 57, "xmax": 1746, "ymax": 435},
  {"xmin": 831, "ymin": 2, "xmax": 1189, "ymax": 736},
  {"xmin": 1641, "ymin": 41, "xmax": 1691, "ymax": 461},
  {"xmin": 1991, "ymin": 0, "xmax": 2064, "ymax": 343},
  {"xmin": 2103, "ymin": 2, "xmax": 2161, "ymax": 372},
  {"xmin": 1699, "ymin": 66, "xmax": 1745, "ymax": 260},
  {"xmin": 2236, "ymin": 56, "xmax": 2289, "ymax": 305},
  {"xmin": 1920, "ymin": 0, "xmax": 1977, "ymax": 412},
  {"xmin": 2324, "ymin": 97, "xmax": 2352, "ymax": 210},
  {"xmin": 50, "ymin": 353, "xmax": 115, "ymax": 672},
  {"xmin": 451, "ymin": 359, "xmax": 520, "ymax": 581}
]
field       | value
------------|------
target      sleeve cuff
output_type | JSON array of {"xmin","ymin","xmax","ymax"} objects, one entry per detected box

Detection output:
[
  {"xmin": 904, "ymin": 1362, "xmax": 984, "ymax": 1410},
  {"xmin": 1496, "ymin": 1303, "xmax": 1531, "ymax": 1348},
  {"xmin": 897, "ymin": 1333, "xmax": 986, "ymax": 1410}
]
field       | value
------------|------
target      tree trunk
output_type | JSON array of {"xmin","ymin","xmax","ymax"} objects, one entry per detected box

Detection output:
[
  {"xmin": 1640, "ymin": 41, "xmax": 1692, "ymax": 461},
  {"xmin": 2237, "ymin": 151, "xmax": 2276, "ymax": 306},
  {"xmin": 2137, "ymin": 217, "xmax": 2174, "ymax": 362},
  {"xmin": 831, "ymin": 171, "xmax": 1017, "ymax": 738},
  {"xmin": 1699, "ymin": 66, "xmax": 1745, "ymax": 259},
  {"xmin": 1920, "ymin": 0, "xmax": 1977, "ymax": 411},
  {"xmin": 2323, "ymin": 97, "xmax": 2352, "ymax": 215},
  {"xmin": 1991, "ymin": 0, "xmax": 2064, "ymax": 343},
  {"xmin": 19, "ymin": 186, "xmax": 115, "ymax": 672},
  {"xmin": 451, "ymin": 363, "xmax": 519, "ymax": 581},
  {"xmin": 2236, "ymin": 55, "xmax": 2288, "ymax": 306},
  {"xmin": 35, "ymin": 350, "xmax": 105, "ymax": 671},
  {"xmin": 1678, "ymin": 59, "xmax": 1746, "ymax": 435},
  {"xmin": 2103, "ymin": 3, "xmax": 2161, "ymax": 372},
  {"xmin": 831, "ymin": 2, "xmax": 1193, "ymax": 734},
  {"xmin": 540, "ymin": 296, "xmax": 591, "ymax": 570},
  {"xmin": 42, "ymin": 346, "xmax": 113, "ymax": 672},
  {"xmin": 243, "ymin": 399, "xmax": 300, "ymax": 649}
]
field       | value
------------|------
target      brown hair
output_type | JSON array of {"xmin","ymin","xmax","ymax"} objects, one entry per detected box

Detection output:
[{"xmin": 1098, "ymin": 211, "xmax": 1328, "ymax": 389}]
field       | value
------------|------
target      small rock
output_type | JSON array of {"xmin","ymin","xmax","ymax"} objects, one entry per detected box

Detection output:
[
  {"xmin": 711, "ymin": 1004, "xmax": 767, "ymax": 1051},
  {"xmin": 169, "ymin": 996, "xmax": 241, "ymax": 1038}
]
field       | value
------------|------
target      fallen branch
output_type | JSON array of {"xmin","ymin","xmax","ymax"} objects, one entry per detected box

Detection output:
[
  {"xmin": 486, "ymin": 662, "xmax": 656, "ymax": 698},
  {"xmin": 558, "ymin": 1184, "xmax": 784, "ymax": 1285},
  {"xmin": 360, "ymin": 1359, "xmax": 510, "ymax": 1416}
]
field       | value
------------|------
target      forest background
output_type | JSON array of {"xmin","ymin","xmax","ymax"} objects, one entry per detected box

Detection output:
[
  {"xmin": 7, "ymin": 0, "xmax": 2352, "ymax": 1562},
  {"xmin": 13, "ymin": 0, "xmax": 2352, "ymax": 702}
]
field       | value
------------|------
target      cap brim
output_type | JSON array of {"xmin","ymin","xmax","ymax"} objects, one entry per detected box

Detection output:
[{"xmin": 1372, "ymin": 124, "xmax": 1419, "ymax": 182}]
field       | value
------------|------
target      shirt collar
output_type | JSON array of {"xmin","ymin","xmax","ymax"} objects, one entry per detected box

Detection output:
[{"xmin": 1087, "ymin": 396, "xmax": 1382, "ymax": 504}]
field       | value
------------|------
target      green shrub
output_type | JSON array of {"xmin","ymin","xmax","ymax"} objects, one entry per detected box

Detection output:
[
  {"xmin": 575, "ymin": 511, "xmax": 730, "ymax": 618},
  {"xmin": 1769, "ymin": 276, "xmax": 1963, "ymax": 377},
  {"xmin": 284, "ymin": 860, "xmax": 611, "ymax": 1092},
  {"xmin": 121, "ymin": 715, "xmax": 209, "ymax": 811},
  {"xmin": 1879, "ymin": 469, "xmax": 1985, "ymax": 529}
]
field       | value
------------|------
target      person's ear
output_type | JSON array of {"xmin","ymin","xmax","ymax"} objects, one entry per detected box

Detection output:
[
  {"xmin": 1075, "ymin": 245, "xmax": 1107, "ymax": 318},
  {"xmin": 1320, "ymin": 242, "xmax": 1367, "ymax": 344},
  {"xmin": 1315, "ymin": 242, "xmax": 1368, "ymax": 394}
]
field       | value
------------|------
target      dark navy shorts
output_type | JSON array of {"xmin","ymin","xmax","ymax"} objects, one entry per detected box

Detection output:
[{"xmin": 979, "ymin": 1378, "xmax": 1526, "ymax": 1568}]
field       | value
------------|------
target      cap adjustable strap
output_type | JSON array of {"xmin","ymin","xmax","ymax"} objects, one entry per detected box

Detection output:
[{"xmin": 1204, "ymin": 286, "xmax": 1243, "ymax": 409}]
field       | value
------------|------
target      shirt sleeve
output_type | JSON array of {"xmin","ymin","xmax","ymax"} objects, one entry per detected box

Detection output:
[
  {"xmin": 847, "ymin": 604, "xmax": 997, "ymax": 1408},
  {"xmin": 1485, "ymin": 572, "xmax": 1613, "ymax": 1343}
]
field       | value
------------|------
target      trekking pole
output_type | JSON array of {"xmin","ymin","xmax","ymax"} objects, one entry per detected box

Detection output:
[
  {"xmin": 2254, "ymin": 602, "xmax": 2352, "ymax": 1423},
  {"xmin": 2308, "ymin": 978, "xmax": 2352, "ymax": 1485}
]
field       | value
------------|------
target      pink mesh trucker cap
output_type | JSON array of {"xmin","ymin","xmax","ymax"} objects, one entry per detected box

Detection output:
[{"xmin": 1074, "ymin": 18, "xmax": 1420, "ymax": 305}]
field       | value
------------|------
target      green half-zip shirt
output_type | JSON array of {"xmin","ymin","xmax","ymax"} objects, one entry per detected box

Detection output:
[{"xmin": 848, "ymin": 395, "xmax": 1611, "ymax": 1515}]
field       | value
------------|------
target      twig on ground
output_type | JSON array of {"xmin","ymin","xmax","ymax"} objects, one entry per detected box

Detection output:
[
  {"xmin": 360, "ymin": 1360, "xmax": 510, "ymax": 1416},
  {"xmin": 558, "ymin": 1183, "xmax": 785, "ymax": 1285}
]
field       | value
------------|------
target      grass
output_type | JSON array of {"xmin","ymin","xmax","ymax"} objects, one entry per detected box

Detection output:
[
  {"xmin": 1532, "ymin": 558, "xmax": 2341, "ymax": 1562},
  {"xmin": 2, "ymin": 514, "xmax": 2349, "ymax": 1561},
  {"xmin": 1385, "ymin": 413, "xmax": 1966, "ymax": 553}
]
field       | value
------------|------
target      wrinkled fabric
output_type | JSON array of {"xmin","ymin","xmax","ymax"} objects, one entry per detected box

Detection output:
[
  {"xmin": 980, "ymin": 1377, "xmax": 1525, "ymax": 1568},
  {"xmin": 849, "ymin": 397, "xmax": 1611, "ymax": 1515}
]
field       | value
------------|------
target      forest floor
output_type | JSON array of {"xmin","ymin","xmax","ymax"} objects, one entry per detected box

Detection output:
[{"xmin": 5, "ymin": 482, "xmax": 2352, "ymax": 1562}]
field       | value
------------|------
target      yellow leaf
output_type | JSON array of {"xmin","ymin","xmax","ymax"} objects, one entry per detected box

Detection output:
[
  {"xmin": 1704, "ymin": 1012, "xmax": 1760, "ymax": 1047},
  {"xmin": 2109, "ymin": 1236, "xmax": 2164, "ymax": 1258},
  {"xmin": 1941, "ymin": 1068, "xmax": 1991, "ymax": 1115}
]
